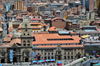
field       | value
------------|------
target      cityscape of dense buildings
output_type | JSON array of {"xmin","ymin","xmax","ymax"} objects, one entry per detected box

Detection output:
[{"xmin": 0, "ymin": 0, "xmax": 99, "ymax": 66}]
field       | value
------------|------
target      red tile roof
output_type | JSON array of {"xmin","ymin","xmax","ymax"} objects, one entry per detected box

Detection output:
[
  {"xmin": 32, "ymin": 34, "xmax": 81, "ymax": 45},
  {"xmin": 3, "ymin": 34, "xmax": 13, "ymax": 42},
  {"xmin": 49, "ymin": 26, "xmax": 56, "ymax": 31}
]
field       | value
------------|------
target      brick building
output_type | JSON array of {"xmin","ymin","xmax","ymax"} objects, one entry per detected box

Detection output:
[
  {"xmin": 66, "ymin": 21, "xmax": 80, "ymax": 30},
  {"xmin": 51, "ymin": 17, "xmax": 66, "ymax": 29}
]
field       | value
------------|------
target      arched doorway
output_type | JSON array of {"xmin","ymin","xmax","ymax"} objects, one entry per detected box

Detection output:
[
  {"xmin": 78, "ymin": 55, "xmax": 81, "ymax": 59},
  {"xmin": 13, "ymin": 57, "xmax": 17, "ymax": 62},
  {"xmin": 1, "ymin": 59, "xmax": 5, "ymax": 63},
  {"xmin": 37, "ymin": 56, "xmax": 40, "ymax": 60},
  {"xmin": 25, "ymin": 58, "xmax": 28, "ymax": 62},
  {"xmin": 76, "ymin": 52, "xmax": 81, "ymax": 59},
  {"xmin": 58, "ymin": 56, "xmax": 61, "ymax": 60}
]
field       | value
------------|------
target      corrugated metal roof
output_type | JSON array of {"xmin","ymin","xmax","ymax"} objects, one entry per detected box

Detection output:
[
  {"xmin": 58, "ymin": 31, "xmax": 70, "ymax": 34},
  {"xmin": 50, "ymin": 3, "xmax": 63, "ymax": 6},
  {"xmin": 56, "ymin": 10, "xmax": 61, "ymax": 12}
]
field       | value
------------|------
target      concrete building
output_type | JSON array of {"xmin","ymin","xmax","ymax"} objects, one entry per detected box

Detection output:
[{"xmin": 14, "ymin": 0, "xmax": 24, "ymax": 10}]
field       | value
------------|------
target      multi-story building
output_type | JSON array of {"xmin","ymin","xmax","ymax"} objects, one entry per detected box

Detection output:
[
  {"xmin": 81, "ymin": 0, "xmax": 94, "ymax": 11},
  {"xmin": 14, "ymin": 0, "xmax": 24, "ymax": 10},
  {"xmin": 66, "ymin": 21, "xmax": 80, "ymax": 30},
  {"xmin": 95, "ymin": 0, "xmax": 100, "ymax": 9},
  {"xmin": 0, "ymin": 19, "xmax": 84, "ymax": 63}
]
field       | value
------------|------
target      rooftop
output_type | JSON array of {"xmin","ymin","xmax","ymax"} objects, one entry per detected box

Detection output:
[{"xmin": 32, "ymin": 34, "xmax": 81, "ymax": 45}]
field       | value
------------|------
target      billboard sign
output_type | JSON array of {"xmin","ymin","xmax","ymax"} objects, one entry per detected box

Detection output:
[
  {"xmin": 31, "ymin": 52, "xmax": 36, "ymax": 59},
  {"xmin": 9, "ymin": 50, "xmax": 13, "ymax": 62}
]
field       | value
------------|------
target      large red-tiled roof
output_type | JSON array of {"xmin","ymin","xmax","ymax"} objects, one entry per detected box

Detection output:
[{"xmin": 32, "ymin": 34, "xmax": 81, "ymax": 45}]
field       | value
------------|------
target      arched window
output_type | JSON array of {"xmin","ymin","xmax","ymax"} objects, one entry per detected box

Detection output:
[
  {"xmin": 27, "ymin": 40, "xmax": 30, "ymax": 43},
  {"xmin": 24, "ymin": 33, "xmax": 25, "ymax": 35},
  {"xmin": 28, "ymin": 33, "xmax": 29, "ymax": 35},
  {"xmin": 25, "ymin": 24, "xmax": 27, "ymax": 28},
  {"xmin": 23, "ymin": 40, "xmax": 26, "ymax": 43}
]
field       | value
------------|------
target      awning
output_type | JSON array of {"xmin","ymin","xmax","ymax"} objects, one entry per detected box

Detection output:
[
  {"xmin": 0, "ymin": 64, "xmax": 2, "ymax": 66},
  {"xmin": 32, "ymin": 61, "xmax": 37, "ymax": 63},
  {"xmin": 57, "ymin": 61, "xmax": 62, "ymax": 64},
  {"xmin": 45, "ymin": 59, "xmax": 50, "ymax": 62},
  {"xmin": 90, "ymin": 55, "xmax": 92, "ymax": 57},
  {"xmin": 50, "ymin": 59, "xmax": 55, "ymax": 61},
  {"xmin": 81, "ymin": 35, "xmax": 90, "ymax": 38},
  {"xmin": 38, "ymin": 60, "xmax": 44, "ymax": 62}
]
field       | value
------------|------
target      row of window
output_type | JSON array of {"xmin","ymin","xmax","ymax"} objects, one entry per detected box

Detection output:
[
  {"xmin": 23, "ymin": 44, "xmax": 30, "ymax": 46},
  {"xmin": 23, "ymin": 40, "xmax": 30, "ymax": 43},
  {"xmin": 33, "ymin": 43, "xmax": 79, "ymax": 46},
  {"xmin": 47, "ymin": 38, "xmax": 73, "ymax": 41},
  {"xmin": 53, "ymin": 19, "xmax": 64, "ymax": 22},
  {"xmin": 23, "ymin": 33, "xmax": 30, "ymax": 35},
  {"xmin": 70, "ymin": 25, "xmax": 80, "ymax": 28}
]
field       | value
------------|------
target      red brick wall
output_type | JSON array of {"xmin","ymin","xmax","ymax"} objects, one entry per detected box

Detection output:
[{"xmin": 52, "ymin": 19, "xmax": 66, "ymax": 28}]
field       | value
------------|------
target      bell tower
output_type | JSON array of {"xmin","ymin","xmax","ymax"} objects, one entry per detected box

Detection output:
[{"xmin": 21, "ymin": 19, "xmax": 32, "ymax": 47}]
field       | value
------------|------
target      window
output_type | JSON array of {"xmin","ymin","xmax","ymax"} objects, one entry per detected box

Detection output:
[
  {"xmin": 68, "ymin": 56, "xmax": 70, "ymax": 59},
  {"xmin": 64, "ymin": 56, "xmax": 66, "ymax": 59},
  {"xmin": 68, "ymin": 52, "xmax": 69, "ymax": 55},
  {"xmin": 24, "ymin": 44, "xmax": 26, "ymax": 46},
  {"xmin": 48, "ymin": 53, "xmax": 50, "ymax": 55},
  {"xmin": 71, "ymin": 56, "xmax": 73, "ymax": 59},
  {"xmin": 45, "ymin": 53, "xmax": 46, "ymax": 55},
  {"xmin": 52, "ymin": 53, "xmax": 53, "ymax": 55},
  {"xmin": 14, "ymin": 48, "xmax": 16, "ymax": 51},
  {"xmin": 59, "ymin": 20, "xmax": 61, "ymax": 22},
  {"xmin": 28, "ymin": 33, "xmax": 29, "ymax": 35},
  {"xmin": 28, "ymin": 44, "xmax": 30, "ymax": 46},
  {"xmin": 23, "ymin": 40, "xmax": 26, "ymax": 43},
  {"xmin": 56, "ymin": 20, "xmax": 58, "ymax": 22},
  {"xmin": 71, "ymin": 52, "xmax": 73, "ymax": 55},
  {"xmin": 26, "ymin": 29, "xmax": 27, "ymax": 31},
  {"xmin": 27, "ymin": 40, "xmax": 30, "ymax": 43},
  {"xmin": 25, "ymin": 24, "xmax": 27, "ymax": 28},
  {"xmin": 24, "ymin": 33, "xmax": 25, "ymax": 35},
  {"xmin": 65, "ymin": 52, "xmax": 66, "ymax": 54},
  {"xmin": 48, "ymin": 56, "xmax": 50, "ymax": 59},
  {"xmin": 2, "ymin": 53, "xmax": 5, "ymax": 56}
]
